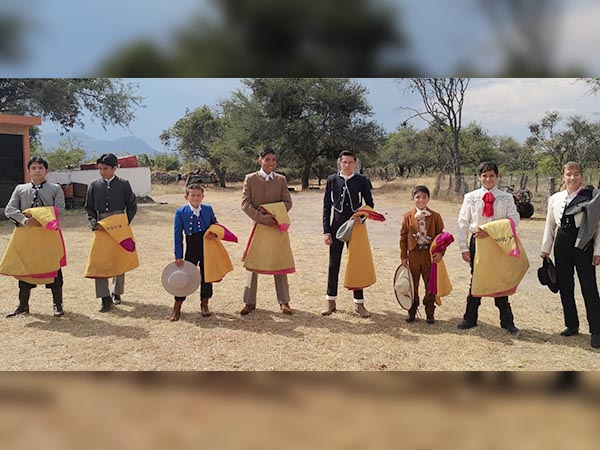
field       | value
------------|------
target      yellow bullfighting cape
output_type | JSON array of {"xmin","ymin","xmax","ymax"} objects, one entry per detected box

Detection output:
[
  {"xmin": 204, "ymin": 224, "xmax": 238, "ymax": 283},
  {"xmin": 242, "ymin": 202, "xmax": 295, "ymax": 275},
  {"xmin": 0, "ymin": 206, "xmax": 67, "ymax": 285},
  {"xmin": 471, "ymin": 218, "xmax": 529, "ymax": 297},
  {"xmin": 428, "ymin": 232, "xmax": 454, "ymax": 306},
  {"xmin": 85, "ymin": 213, "xmax": 139, "ymax": 278},
  {"xmin": 344, "ymin": 205, "xmax": 386, "ymax": 290}
]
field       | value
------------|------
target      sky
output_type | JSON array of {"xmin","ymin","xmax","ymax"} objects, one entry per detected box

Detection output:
[
  {"xmin": 37, "ymin": 78, "xmax": 600, "ymax": 152},
  {"xmin": 3, "ymin": 0, "xmax": 600, "ymax": 76}
]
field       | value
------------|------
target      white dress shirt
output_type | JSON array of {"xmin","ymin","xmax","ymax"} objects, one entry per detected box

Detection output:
[
  {"xmin": 457, "ymin": 186, "xmax": 520, "ymax": 252},
  {"xmin": 258, "ymin": 168, "xmax": 274, "ymax": 181}
]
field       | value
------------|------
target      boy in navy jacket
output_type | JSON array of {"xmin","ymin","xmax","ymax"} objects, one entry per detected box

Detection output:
[{"xmin": 171, "ymin": 183, "xmax": 218, "ymax": 321}]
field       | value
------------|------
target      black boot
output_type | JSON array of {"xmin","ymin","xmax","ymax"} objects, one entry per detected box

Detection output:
[
  {"xmin": 457, "ymin": 295, "xmax": 479, "ymax": 329},
  {"xmin": 52, "ymin": 287, "xmax": 64, "ymax": 317},
  {"xmin": 497, "ymin": 298, "xmax": 519, "ymax": 335},
  {"xmin": 99, "ymin": 296, "xmax": 112, "ymax": 312},
  {"xmin": 112, "ymin": 293, "xmax": 122, "ymax": 305},
  {"xmin": 6, "ymin": 288, "xmax": 31, "ymax": 318}
]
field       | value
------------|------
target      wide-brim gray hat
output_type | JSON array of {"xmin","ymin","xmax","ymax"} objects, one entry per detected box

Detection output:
[
  {"xmin": 161, "ymin": 261, "xmax": 201, "ymax": 297},
  {"xmin": 335, "ymin": 219, "xmax": 355, "ymax": 242},
  {"xmin": 393, "ymin": 264, "xmax": 414, "ymax": 310}
]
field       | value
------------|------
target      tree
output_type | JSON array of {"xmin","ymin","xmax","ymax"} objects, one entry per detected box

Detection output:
[
  {"xmin": 153, "ymin": 152, "xmax": 181, "ymax": 171},
  {"xmin": 233, "ymin": 78, "xmax": 383, "ymax": 190},
  {"xmin": 32, "ymin": 136, "xmax": 86, "ymax": 170},
  {"xmin": 0, "ymin": 79, "xmax": 143, "ymax": 132},
  {"xmin": 99, "ymin": 0, "xmax": 410, "ymax": 76},
  {"xmin": 404, "ymin": 78, "xmax": 470, "ymax": 193},
  {"xmin": 160, "ymin": 106, "xmax": 227, "ymax": 187}
]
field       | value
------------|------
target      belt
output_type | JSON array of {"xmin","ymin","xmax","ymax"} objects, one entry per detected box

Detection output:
[{"xmin": 416, "ymin": 244, "xmax": 430, "ymax": 250}]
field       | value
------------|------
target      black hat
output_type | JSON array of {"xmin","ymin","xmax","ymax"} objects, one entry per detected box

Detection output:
[
  {"xmin": 258, "ymin": 147, "xmax": 275, "ymax": 158},
  {"xmin": 537, "ymin": 257, "xmax": 559, "ymax": 293},
  {"xmin": 97, "ymin": 153, "xmax": 118, "ymax": 167}
]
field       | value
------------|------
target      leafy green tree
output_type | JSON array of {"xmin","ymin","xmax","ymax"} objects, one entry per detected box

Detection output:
[
  {"xmin": 232, "ymin": 78, "xmax": 383, "ymax": 190},
  {"xmin": 153, "ymin": 152, "xmax": 181, "ymax": 171},
  {"xmin": 0, "ymin": 78, "xmax": 142, "ymax": 131},
  {"xmin": 161, "ymin": 106, "xmax": 227, "ymax": 186},
  {"xmin": 32, "ymin": 136, "xmax": 86, "ymax": 170}
]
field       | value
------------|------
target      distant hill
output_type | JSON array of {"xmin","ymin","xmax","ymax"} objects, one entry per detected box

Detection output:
[{"xmin": 40, "ymin": 132, "xmax": 158, "ymax": 160}]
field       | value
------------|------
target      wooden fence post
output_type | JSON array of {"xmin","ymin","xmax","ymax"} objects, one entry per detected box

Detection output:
[
  {"xmin": 547, "ymin": 177, "xmax": 556, "ymax": 200},
  {"xmin": 534, "ymin": 173, "xmax": 539, "ymax": 193}
]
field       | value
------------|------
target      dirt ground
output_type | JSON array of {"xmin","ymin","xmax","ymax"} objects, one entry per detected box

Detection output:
[{"xmin": 1, "ymin": 178, "xmax": 599, "ymax": 370}]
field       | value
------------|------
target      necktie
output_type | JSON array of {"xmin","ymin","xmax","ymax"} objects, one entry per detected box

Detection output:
[
  {"xmin": 482, "ymin": 191, "xmax": 495, "ymax": 218},
  {"xmin": 31, "ymin": 181, "xmax": 46, "ymax": 207}
]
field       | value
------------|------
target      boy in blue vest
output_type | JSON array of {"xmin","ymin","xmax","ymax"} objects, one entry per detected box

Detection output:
[{"xmin": 171, "ymin": 183, "xmax": 218, "ymax": 321}]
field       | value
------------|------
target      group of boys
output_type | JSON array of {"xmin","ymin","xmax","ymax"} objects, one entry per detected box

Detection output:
[{"xmin": 0, "ymin": 151, "xmax": 569, "ymax": 343}]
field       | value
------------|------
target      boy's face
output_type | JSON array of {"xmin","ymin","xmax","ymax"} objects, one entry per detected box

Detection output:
[
  {"xmin": 479, "ymin": 170, "xmax": 498, "ymax": 190},
  {"xmin": 338, "ymin": 156, "xmax": 357, "ymax": 176},
  {"xmin": 562, "ymin": 167, "xmax": 582, "ymax": 192},
  {"xmin": 412, "ymin": 191, "xmax": 430, "ymax": 210},
  {"xmin": 185, "ymin": 188, "xmax": 204, "ymax": 207},
  {"xmin": 258, "ymin": 153, "xmax": 277, "ymax": 174},
  {"xmin": 28, "ymin": 162, "xmax": 48, "ymax": 184},
  {"xmin": 98, "ymin": 163, "xmax": 117, "ymax": 180}
]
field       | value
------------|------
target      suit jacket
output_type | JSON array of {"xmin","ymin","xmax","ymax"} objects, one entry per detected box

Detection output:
[
  {"xmin": 85, "ymin": 176, "xmax": 137, "ymax": 230},
  {"xmin": 241, "ymin": 171, "xmax": 292, "ymax": 225},
  {"xmin": 323, "ymin": 173, "xmax": 373, "ymax": 234},
  {"xmin": 543, "ymin": 188, "xmax": 600, "ymax": 255},
  {"xmin": 173, "ymin": 204, "xmax": 217, "ymax": 259},
  {"xmin": 400, "ymin": 208, "xmax": 444, "ymax": 260},
  {"xmin": 5, "ymin": 182, "xmax": 65, "ymax": 226}
]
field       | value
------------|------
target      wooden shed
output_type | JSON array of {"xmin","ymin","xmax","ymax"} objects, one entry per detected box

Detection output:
[{"xmin": 0, "ymin": 114, "xmax": 42, "ymax": 209}]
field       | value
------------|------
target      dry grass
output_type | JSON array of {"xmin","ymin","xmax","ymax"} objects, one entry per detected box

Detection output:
[{"xmin": 1, "ymin": 179, "xmax": 599, "ymax": 370}]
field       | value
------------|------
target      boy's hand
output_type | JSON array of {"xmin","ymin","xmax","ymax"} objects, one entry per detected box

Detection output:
[
  {"xmin": 175, "ymin": 259, "xmax": 184, "ymax": 268},
  {"xmin": 205, "ymin": 232, "xmax": 217, "ymax": 240},
  {"xmin": 474, "ymin": 228, "xmax": 488, "ymax": 238},
  {"xmin": 266, "ymin": 216, "xmax": 278, "ymax": 228},
  {"xmin": 462, "ymin": 251, "xmax": 471, "ymax": 263},
  {"xmin": 25, "ymin": 218, "xmax": 41, "ymax": 227},
  {"xmin": 431, "ymin": 253, "xmax": 442, "ymax": 264},
  {"xmin": 324, "ymin": 234, "xmax": 333, "ymax": 246},
  {"xmin": 593, "ymin": 255, "xmax": 600, "ymax": 266},
  {"xmin": 401, "ymin": 258, "xmax": 409, "ymax": 268},
  {"xmin": 540, "ymin": 252, "xmax": 549, "ymax": 259}
]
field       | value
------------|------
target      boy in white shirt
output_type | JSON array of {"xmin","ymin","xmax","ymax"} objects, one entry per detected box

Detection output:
[{"xmin": 456, "ymin": 161, "xmax": 521, "ymax": 334}]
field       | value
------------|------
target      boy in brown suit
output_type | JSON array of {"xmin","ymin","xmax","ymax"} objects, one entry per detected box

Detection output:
[
  {"xmin": 240, "ymin": 147, "xmax": 293, "ymax": 315},
  {"xmin": 400, "ymin": 185, "xmax": 445, "ymax": 324}
]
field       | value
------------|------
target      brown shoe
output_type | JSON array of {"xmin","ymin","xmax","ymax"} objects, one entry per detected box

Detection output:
[
  {"xmin": 280, "ymin": 303, "xmax": 293, "ymax": 315},
  {"xmin": 354, "ymin": 303, "xmax": 371, "ymax": 318},
  {"xmin": 200, "ymin": 297, "xmax": 211, "ymax": 317},
  {"xmin": 170, "ymin": 300, "xmax": 183, "ymax": 322},
  {"xmin": 240, "ymin": 304, "xmax": 256, "ymax": 315},
  {"xmin": 321, "ymin": 300, "xmax": 336, "ymax": 316}
]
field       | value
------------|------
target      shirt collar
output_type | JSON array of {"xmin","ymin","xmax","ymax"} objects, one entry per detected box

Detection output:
[
  {"xmin": 31, "ymin": 180, "xmax": 47, "ymax": 189},
  {"xmin": 259, "ymin": 168, "xmax": 274, "ymax": 181},
  {"xmin": 104, "ymin": 175, "xmax": 116, "ymax": 185},
  {"xmin": 188, "ymin": 203, "xmax": 202, "ymax": 216},
  {"xmin": 339, "ymin": 171, "xmax": 355, "ymax": 181}
]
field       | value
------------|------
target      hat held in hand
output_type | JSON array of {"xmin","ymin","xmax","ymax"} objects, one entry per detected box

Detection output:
[
  {"xmin": 394, "ymin": 264, "xmax": 414, "ymax": 310},
  {"xmin": 537, "ymin": 256, "xmax": 559, "ymax": 293},
  {"xmin": 162, "ymin": 261, "xmax": 201, "ymax": 297}
]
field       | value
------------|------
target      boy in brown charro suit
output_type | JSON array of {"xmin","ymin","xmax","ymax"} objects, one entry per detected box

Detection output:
[{"xmin": 400, "ymin": 185, "xmax": 444, "ymax": 324}]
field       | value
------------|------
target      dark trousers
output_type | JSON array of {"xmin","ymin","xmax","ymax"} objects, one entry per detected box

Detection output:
[
  {"xmin": 463, "ymin": 236, "xmax": 516, "ymax": 327},
  {"xmin": 18, "ymin": 269, "xmax": 63, "ymax": 305},
  {"xmin": 327, "ymin": 219, "xmax": 363, "ymax": 301},
  {"xmin": 175, "ymin": 232, "xmax": 212, "ymax": 302},
  {"xmin": 554, "ymin": 227, "xmax": 600, "ymax": 334}
]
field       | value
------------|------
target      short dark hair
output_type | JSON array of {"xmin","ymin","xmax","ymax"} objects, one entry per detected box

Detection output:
[
  {"xmin": 477, "ymin": 161, "xmax": 498, "ymax": 176},
  {"xmin": 27, "ymin": 156, "xmax": 49, "ymax": 170},
  {"xmin": 97, "ymin": 153, "xmax": 118, "ymax": 167},
  {"xmin": 186, "ymin": 183, "xmax": 205, "ymax": 194},
  {"xmin": 411, "ymin": 185, "xmax": 430, "ymax": 198},
  {"xmin": 338, "ymin": 150, "xmax": 357, "ymax": 161},
  {"xmin": 259, "ymin": 147, "xmax": 275, "ymax": 158}
]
